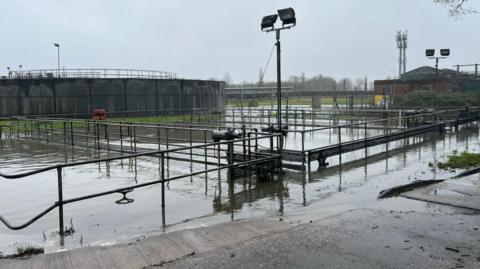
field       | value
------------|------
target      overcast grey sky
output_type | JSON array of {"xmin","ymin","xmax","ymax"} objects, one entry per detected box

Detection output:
[{"xmin": 2, "ymin": 0, "xmax": 480, "ymax": 82}]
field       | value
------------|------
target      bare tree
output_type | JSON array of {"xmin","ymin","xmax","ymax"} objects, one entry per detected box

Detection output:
[
  {"xmin": 434, "ymin": 0, "xmax": 477, "ymax": 18},
  {"xmin": 257, "ymin": 68, "xmax": 264, "ymax": 86},
  {"xmin": 354, "ymin": 78, "xmax": 365, "ymax": 91},
  {"xmin": 222, "ymin": 72, "xmax": 233, "ymax": 85}
]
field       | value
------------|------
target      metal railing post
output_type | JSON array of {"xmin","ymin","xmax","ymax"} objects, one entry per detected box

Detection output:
[
  {"xmin": 227, "ymin": 141, "xmax": 234, "ymax": 180},
  {"xmin": 63, "ymin": 122, "xmax": 67, "ymax": 144},
  {"xmin": 364, "ymin": 121, "xmax": 368, "ymax": 158},
  {"xmin": 57, "ymin": 166, "xmax": 64, "ymax": 237},
  {"xmin": 204, "ymin": 130, "xmax": 208, "ymax": 170},
  {"xmin": 70, "ymin": 122, "xmax": 74, "ymax": 147},
  {"xmin": 133, "ymin": 126, "xmax": 137, "ymax": 153},
  {"xmin": 161, "ymin": 152, "xmax": 166, "ymax": 226},
  {"xmin": 119, "ymin": 125, "xmax": 123, "ymax": 152},
  {"xmin": 302, "ymin": 110, "xmax": 305, "ymax": 130},
  {"xmin": 301, "ymin": 131, "xmax": 305, "ymax": 166},
  {"xmin": 338, "ymin": 126, "xmax": 342, "ymax": 144}
]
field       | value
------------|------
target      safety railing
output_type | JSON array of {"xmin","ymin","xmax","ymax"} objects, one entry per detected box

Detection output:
[
  {"xmin": 0, "ymin": 134, "xmax": 281, "ymax": 238},
  {"xmin": 292, "ymin": 108, "xmax": 479, "ymax": 171},
  {"xmin": 5, "ymin": 68, "xmax": 177, "ymax": 80}
]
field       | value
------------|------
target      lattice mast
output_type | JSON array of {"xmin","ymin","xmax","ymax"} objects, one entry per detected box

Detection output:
[{"xmin": 396, "ymin": 30, "xmax": 408, "ymax": 77}]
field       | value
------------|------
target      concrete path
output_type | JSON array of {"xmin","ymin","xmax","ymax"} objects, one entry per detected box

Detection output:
[
  {"xmin": 402, "ymin": 177, "xmax": 480, "ymax": 211},
  {"xmin": 154, "ymin": 209, "xmax": 480, "ymax": 269},
  {"xmin": 0, "ymin": 219, "xmax": 289, "ymax": 269}
]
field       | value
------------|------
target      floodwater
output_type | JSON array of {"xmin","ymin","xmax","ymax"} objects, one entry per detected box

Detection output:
[{"xmin": 0, "ymin": 123, "xmax": 478, "ymax": 255}]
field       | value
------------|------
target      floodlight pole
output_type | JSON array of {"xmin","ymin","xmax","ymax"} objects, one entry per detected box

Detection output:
[
  {"xmin": 427, "ymin": 48, "xmax": 449, "ymax": 108},
  {"xmin": 265, "ymin": 25, "xmax": 292, "ymax": 158},
  {"xmin": 275, "ymin": 29, "xmax": 282, "ymax": 155},
  {"xmin": 435, "ymin": 57, "xmax": 439, "ymax": 108},
  {"xmin": 57, "ymin": 45, "xmax": 60, "ymax": 77},
  {"xmin": 262, "ymin": 8, "xmax": 295, "ymax": 160},
  {"xmin": 428, "ymin": 56, "xmax": 445, "ymax": 108},
  {"xmin": 54, "ymin": 43, "xmax": 60, "ymax": 78}
]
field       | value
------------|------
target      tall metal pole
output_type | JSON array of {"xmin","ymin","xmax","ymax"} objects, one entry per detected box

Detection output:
[
  {"xmin": 57, "ymin": 45, "xmax": 60, "ymax": 78},
  {"xmin": 434, "ymin": 58, "xmax": 439, "ymax": 108},
  {"xmin": 399, "ymin": 46, "xmax": 403, "ymax": 77},
  {"xmin": 276, "ymin": 29, "xmax": 283, "ymax": 156}
]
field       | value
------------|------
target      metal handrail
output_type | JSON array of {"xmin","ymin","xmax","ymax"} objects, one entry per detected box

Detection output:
[
  {"xmin": 294, "ymin": 108, "xmax": 469, "ymax": 133},
  {"xmin": 0, "ymin": 155, "xmax": 279, "ymax": 230},
  {"xmin": 0, "ymin": 134, "xmax": 277, "ymax": 179},
  {"xmin": 0, "ymin": 134, "xmax": 280, "ymax": 234},
  {"xmin": 5, "ymin": 68, "xmax": 177, "ymax": 80}
]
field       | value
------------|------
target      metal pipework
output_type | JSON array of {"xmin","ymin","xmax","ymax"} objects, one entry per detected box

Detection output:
[
  {"xmin": 261, "ymin": 124, "xmax": 289, "ymax": 136},
  {"xmin": 212, "ymin": 128, "xmax": 242, "ymax": 142}
]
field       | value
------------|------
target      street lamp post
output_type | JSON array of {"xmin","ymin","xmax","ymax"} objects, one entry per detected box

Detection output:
[
  {"xmin": 426, "ymin": 48, "xmax": 450, "ymax": 108},
  {"xmin": 261, "ymin": 7, "xmax": 296, "ymax": 157},
  {"xmin": 54, "ymin": 43, "xmax": 60, "ymax": 77}
]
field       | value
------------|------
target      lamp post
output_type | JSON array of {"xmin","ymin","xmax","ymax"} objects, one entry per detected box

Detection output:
[
  {"xmin": 261, "ymin": 7, "xmax": 296, "ymax": 157},
  {"xmin": 426, "ymin": 48, "xmax": 450, "ymax": 108},
  {"xmin": 18, "ymin": 65, "xmax": 22, "ymax": 78},
  {"xmin": 6, "ymin": 67, "xmax": 11, "ymax": 79},
  {"xmin": 54, "ymin": 43, "xmax": 60, "ymax": 77}
]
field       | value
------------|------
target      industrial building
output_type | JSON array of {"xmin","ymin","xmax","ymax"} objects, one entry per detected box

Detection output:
[{"xmin": 374, "ymin": 64, "xmax": 480, "ymax": 105}]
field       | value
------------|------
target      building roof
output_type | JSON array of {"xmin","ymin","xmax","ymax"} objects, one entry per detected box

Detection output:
[{"xmin": 400, "ymin": 66, "xmax": 460, "ymax": 81}]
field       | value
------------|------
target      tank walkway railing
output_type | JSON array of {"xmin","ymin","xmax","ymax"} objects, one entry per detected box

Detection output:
[
  {"xmin": 3, "ymin": 107, "xmax": 448, "ymax": 132},
  {"xmin": 7, "ymin": 68, "xmax": 177, "ymax": 80},
  {"xmin": 272, "ymin": 108, "xmax": 479, "ymax": 171},
  {"xmin": 0, "ymin": 134, "xmax": 280, "ymax": 238},
  {"xmin": 3, "ymin": 116, "xmax": 271, "ymax": 167},
  {"xmin": 3, "ymin": 108, "xmax": 478, "ymax": 173},
  {"xmin": 306, "ymin": 123, "xmax": 445, "ymax": 171}
]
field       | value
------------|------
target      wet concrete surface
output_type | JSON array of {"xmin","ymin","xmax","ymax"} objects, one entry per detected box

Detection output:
[
  {"xmin": 0, "ymin": 218, "xmax": 291, "ymax": 269},
  {"xmin": 153, "ymin": 208, "xmax": 480, "ymax": 269},
  {"xmin": 402, "ymin": 176, "xmax": 480, "ymax": 211}
]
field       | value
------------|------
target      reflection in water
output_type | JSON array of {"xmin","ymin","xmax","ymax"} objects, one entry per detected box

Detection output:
[{"xmin": 213, "ymin": 176, "xmax": 287, "ymax": 218}]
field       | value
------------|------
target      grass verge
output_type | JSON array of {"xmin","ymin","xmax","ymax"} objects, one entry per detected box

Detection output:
[{"xmin": 438, "ymin": 151, "xmax": 480, "ymax": 169}]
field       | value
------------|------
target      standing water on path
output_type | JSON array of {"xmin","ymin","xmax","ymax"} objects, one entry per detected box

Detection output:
[{"xmin": 0, "ymin": 124, "xmax": 478, "ymax": 255}]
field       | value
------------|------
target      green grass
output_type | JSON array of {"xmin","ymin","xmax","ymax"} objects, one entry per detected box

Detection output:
[
  {"xmin": 108, "ymin": 113, "xmax": 221, "ymax": 124},
  {"xmin": 15, "ymin": 245, "xmax": 44, "ymax": 257},
  {"xmin": 438, "ymin": 151, "xmax": 480, "ymax": 169},
  {"xmin": 2, "ymin": 113, "xmax": 221, "ymax": 132}
]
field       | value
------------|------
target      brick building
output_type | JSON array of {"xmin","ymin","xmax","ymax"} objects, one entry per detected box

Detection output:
[{"xmin": 373, "ymin": 66, "xmax": 462, "ymax": 105}]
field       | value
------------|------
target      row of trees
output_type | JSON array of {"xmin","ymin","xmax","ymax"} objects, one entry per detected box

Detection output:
[{"xmin": 223, "ymin": 71, "xmax": 374, "ymax": 92}]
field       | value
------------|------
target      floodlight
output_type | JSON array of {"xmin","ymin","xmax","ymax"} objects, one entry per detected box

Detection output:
[
  {"xmin": 440, "ymin": 49, "xmax": 450, "ymax": 56},
  {"xmin": 277, "ymin": 7, "xmax": 296, "ymax": 27},
  {"xmin": 425, "ymin": 49, "xmax": 435, "ymax": 57},
  {"xmin": 261, "ymin": 14, "xmax": 278, "ymax": 31},
  {"xmin": 54, "ymin": 43, "xmax": 59, "ymax": 47}
]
